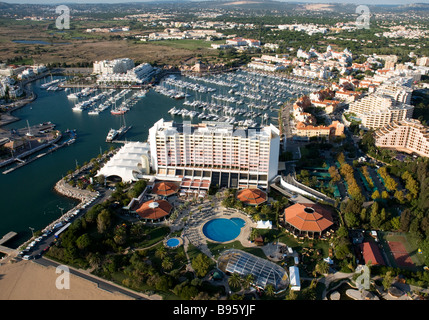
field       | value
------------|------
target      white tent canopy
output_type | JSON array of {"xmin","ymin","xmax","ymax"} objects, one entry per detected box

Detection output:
[
  {"xmin": 256, "ymin": 220, "xmax": 272, "ymax": 229},
  {"xmin": 97, "ymin": 141, "xmax": 150, "ymax": 183}
]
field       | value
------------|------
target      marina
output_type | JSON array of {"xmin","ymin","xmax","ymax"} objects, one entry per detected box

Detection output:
[{"xmin": 0, "ymin": 69, "xmax": 316, "ymax": 247}]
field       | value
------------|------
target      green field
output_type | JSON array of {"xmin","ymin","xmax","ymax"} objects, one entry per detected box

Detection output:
[{"xmin": 140, "ymin": 39, "xmax": 224, "ymax": 51}]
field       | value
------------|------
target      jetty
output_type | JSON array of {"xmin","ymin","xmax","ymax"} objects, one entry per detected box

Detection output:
[
  {"xmin": 0, "ymin": 231, "xmax": 17, "ymax": 255},
  {"xmin": 2, "ymin": 130, "xmax": 77, "ymax": 175}
]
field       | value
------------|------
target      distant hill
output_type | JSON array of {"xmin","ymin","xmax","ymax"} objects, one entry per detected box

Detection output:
[{"xmin": 0, "ymin": 1, "xmax": 428, "ymax": 17}]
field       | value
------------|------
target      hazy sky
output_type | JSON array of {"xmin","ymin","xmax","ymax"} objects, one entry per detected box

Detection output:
[{"xmin": 1, "ymin": 0, "xmax": 427, "ymax": 5}]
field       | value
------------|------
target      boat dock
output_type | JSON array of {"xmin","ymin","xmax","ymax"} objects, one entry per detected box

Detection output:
[
  {"xmin": 0, "ymin": 231, "xmax": 17, "ymax": 255},
  {"xmin": 2, "ymin": 135, "xmax": 76, "ymax": 175},
  {"xmin": 106, "ymin": 125, "xmax": 133, "ymax": 143}
]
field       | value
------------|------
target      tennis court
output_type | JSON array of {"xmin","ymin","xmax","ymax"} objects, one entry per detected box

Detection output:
[
  {"xmin": 381, "ymin": 232, "xmax": 422, "ymax": 270},
  {"xmin": 387, "ymin": 239, "xmax": 414, "ymax": 268}
]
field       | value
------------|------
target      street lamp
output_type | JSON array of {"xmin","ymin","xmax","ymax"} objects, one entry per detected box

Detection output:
[{"xmin": 29, "ymin": 227, "xmax": 35, "ymax": 238}]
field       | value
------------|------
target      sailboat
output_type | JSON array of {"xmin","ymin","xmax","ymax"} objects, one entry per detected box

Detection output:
[
  {"xmin": 116, "ymin": 114, "xmax": 132, "ymax": 138},
  {"xmin": 136, "ymin": 89, "xmax": 148, "ymax": 98}
]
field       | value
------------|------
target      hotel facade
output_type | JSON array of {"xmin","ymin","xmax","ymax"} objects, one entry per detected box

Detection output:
[
  {"xmin": 347, "ymin": 94, "xmax": 414, "ymax": 130},
  {"xmin": 148, "ymin": 119, "xmax": 280, "ymax": 190},
  {"xmin": 374, "ymin": 119, "xmax": 429, "ymax": 158}
]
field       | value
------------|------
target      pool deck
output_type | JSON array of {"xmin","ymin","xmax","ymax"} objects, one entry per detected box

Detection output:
[{"xmin": 178, "ymin": 201, "xmax": 258, "ymax": 260}]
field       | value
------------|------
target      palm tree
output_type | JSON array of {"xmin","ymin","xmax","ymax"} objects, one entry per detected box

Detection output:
[
  {"xmin": 228, "ymin": 273, "xmax": 242, "ymax": 290},
  {"xmin": 155, "ymin": 246, "xmax": 167, "ymax": 260},
  {"xmin": 243, "ymin": 274, "xmax": 254, "ymax": 290},
  {"xmin": 162, "ymin": 257, "xmax": 173, "ymax": 271},
  {"xmin": 265, "ymin": 284, "xmax": 275, "ymax": 297}
]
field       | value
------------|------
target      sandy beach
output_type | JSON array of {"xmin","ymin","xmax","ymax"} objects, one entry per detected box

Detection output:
[{"xmin": 0, "ymin": 259, "xmax": 133, "ymax": 300}]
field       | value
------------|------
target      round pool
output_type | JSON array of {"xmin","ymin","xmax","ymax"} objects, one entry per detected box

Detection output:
[
  {"xmin": 202, "ymin": 218, "xmax": 245, "ymax": 243},
  {"xmin": 166, "ymin": 237, "xmax": 181, "ymax": 248}
]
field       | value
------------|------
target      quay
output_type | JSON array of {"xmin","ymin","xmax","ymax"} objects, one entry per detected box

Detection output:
[
  {"xmin": 1, "ymin": 134, "xmax": 74, "ymax": 175},
  {"xmin": 0, "ymin": 232, "xmax": 17, "ymax": 255}
]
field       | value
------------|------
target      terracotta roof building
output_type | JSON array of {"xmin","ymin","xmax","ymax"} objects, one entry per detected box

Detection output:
[
  {"xmin": 359, "ymin": 241, "xmax": 385, "ymax": 266},
  {"xmin": 283, "ymin": 203, "xmax": 334, "ymax": 238},
  {"xmin": 136, "ymin": 199, "xmax": 172, "ymax": 221},
  {"xmin": 236, "ymin": 188, "xmax": 267, "ymax": 206},
  {"xmin": 151, "ymin": 181, "xmax": 179, "ymax": 197}
]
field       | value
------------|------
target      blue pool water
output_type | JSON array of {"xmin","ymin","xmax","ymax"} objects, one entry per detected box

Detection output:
[
  {"xmin": 166, "ymin": 238, "xmax": 180, "ymax": 248},
  {"xmin": 203, "ymin": 218, "xmax": 245, "ymax": 242}
]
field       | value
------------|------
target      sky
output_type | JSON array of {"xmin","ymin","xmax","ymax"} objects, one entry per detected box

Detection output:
[{"xmin": 1, "ymin": 0, "xmax": 427, "ymax": 5}]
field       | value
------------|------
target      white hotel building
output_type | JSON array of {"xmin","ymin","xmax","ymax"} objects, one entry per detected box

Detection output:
[
  {"xmin": 148, "ymin": 119, "xmax": 280, "ymax": 190},
  {"xmin": 94, "ymin": 59, "xmax": 154, "ymax": 85},
  {"xmin": 347, "ymin": 94, "xmax": 414, "ymax": 130},
  {"xmin": 375, "ymin": 119, "xmax": 429, "ymax": 158}
]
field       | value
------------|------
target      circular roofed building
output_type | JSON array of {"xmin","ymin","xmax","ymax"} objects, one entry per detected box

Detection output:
[
  {"xmin": 283, "ymin": 203, "xmax": 334, "ymax": 238},
  {"xmin": 136, "ymin": 199, "xmax": 172, "ymax": 222},
  {"xmin": 236, "ymin": 188, "xmax": 267, "ymax": 206}
]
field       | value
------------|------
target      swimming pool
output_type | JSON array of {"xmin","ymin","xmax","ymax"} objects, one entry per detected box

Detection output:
[
  {"xmin": 166, "ymin": 237, "xmax": 181, "ymax": 248},
  {"xmin": 202, "ymin": 218, "xmax": 245, "ymax": 243}
]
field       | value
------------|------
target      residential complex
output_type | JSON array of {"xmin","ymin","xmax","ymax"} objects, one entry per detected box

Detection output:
[
  {"xmin": 148, "ymin": 119, "xmax": 280, "ymax": 190},
  {"xmin": 347, "ymin": 94, "xmax": 414, "ymax": 130},
  {"xmin": 95, "ymin": 62, "xmax": 155, "ymax": 85},
  {"xmin": 93, "ymin": 58, "xmax": 135, "ymax": 75},
  {"xmin": 374, "ymin": 119, "xmax": 429, "ymax": 158}
]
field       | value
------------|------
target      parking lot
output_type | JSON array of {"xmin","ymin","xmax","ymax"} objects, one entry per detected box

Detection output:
[{"xmin": 18, "ymin": 189, "xmax": 111, "ymax": 261}]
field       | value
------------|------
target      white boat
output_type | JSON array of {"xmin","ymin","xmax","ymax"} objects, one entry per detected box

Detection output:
[
  {"xmin": 72, "ymin": 105, "xmax": 83, "ymax": 112},
  {"xmin": 88, "ymin": 109, "xmax": 100, "ymax": 115},
  {"xmin": 106, "ymin": 129, "xmax": 118, "ymax": 142},
  {"xmin": 67, "ymin": 93, "xmax": 78, "ymax": 100},
  {"xmin": 136, "ymin": 89, "xmax": 148, "ymax": 98}
]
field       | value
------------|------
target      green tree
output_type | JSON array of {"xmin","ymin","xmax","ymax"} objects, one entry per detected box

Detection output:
[
  {"xmin": 371, "ymin": 190, "xmax": 381, "ymax": 200},
  {"xmin": 162, "ymin": 257, "xmax": 173, "ymax": 271},
  {"xmin": 228, "ymin": 273, "xmax": 242, "ymax": 290},
  {"xmin": 370, "ymin": 202, "xmax": 382, "ymax": 229},
  {"xmin": 76, "ymin": 233, "xmax": 91, "ymax": 250},
  {"xmin": 265, "ymin": 284, "xmax": 275, "ymax": 297},
  {"xmin": 243, "ymin": 274, "xmax": 254, "ymax": 290},
  {"xmin": 315, "ymin": 261, "xmax": 330, "ymax": 275},
  {"xmin": 382, "ymin": 271, "xmax": 394, "ymax": 291},
  {"xmin": 191, "ymin": 253, "xmax": 211, "ymax": 278},
  {"xmin": 155, "ymin": 246, "xmax": 168, "ymax": 260},
  {"xmin": 97, "ymin": 209, "xmax": 112, "ymax": 234}
]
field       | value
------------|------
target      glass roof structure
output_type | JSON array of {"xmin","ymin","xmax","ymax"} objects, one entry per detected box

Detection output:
[{"xmin": 217, "ymin": 249, "xmax": 289, "ymax": 292}]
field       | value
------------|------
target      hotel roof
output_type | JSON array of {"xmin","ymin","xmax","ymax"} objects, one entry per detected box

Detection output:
[
  {"xmin": 136, "ymin": 199, "xmax": 172, "ymax": 220},
  {"xmin": 151, "ymin": 181, "xmax": 179, "ymax": 196},
  {"xmin": 236, "ymin": 188, "xmax": 267, "ymax": 206},
  {"xmin": 284, "ymin": 203, "xmax": 333, "ymax": 233},
  {"xmin": 360, "ymin": 241, "xmax": 385, "ymax": 266},
  {"xmin": 154, "ymin": 119, "xmax": 278, "ymax": 139}
]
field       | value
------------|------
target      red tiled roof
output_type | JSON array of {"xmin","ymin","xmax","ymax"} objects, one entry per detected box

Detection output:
[
  {"xmin": 152, "ymin": 182, "xmax": 178, "ymax": 196},
  {"xmin": 136, "ymin": 199, "xmax": 172, "ymax": 220},
  {"xmin": 360, "ymin": 241, "xmax": 385, "ymax": 266},
  {"xmin": 284, "ymin": 203, "xmax": 333, "ymax": 232},
  {"xmin": 236, "ymin": 188, "xmax": 267, "ymax": 205}
]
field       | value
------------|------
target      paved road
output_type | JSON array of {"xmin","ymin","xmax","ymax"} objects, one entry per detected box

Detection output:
[{"xmin": 34, "ymin": 257, "xmax": 148, "ymax": 300}]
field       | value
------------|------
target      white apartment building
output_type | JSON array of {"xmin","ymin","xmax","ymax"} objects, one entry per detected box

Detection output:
[
  {"xmin": 96, "ymin": 63, "xmax": 154, "ymax": 84},
  {"xmin": 148, "ymin": 119, "xmax": 280, "ymax": 190},
  {"xmin": 348, "ymin": 94, "xmax": 414, "ymax": 130},
  {"xmin": 93, "ymin": 58, "xmax": 135, "ymax": 75},
  {"xmin": 247, "ymin": 61, "xmax": 285, "ymax": 72},
  {"xmin": 375, "ymin": 119, "xmax": 429, "ymax": 158},
  {"xmin": 375, "ymin": 83, "xmax": 413, "ymax": 105}
]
